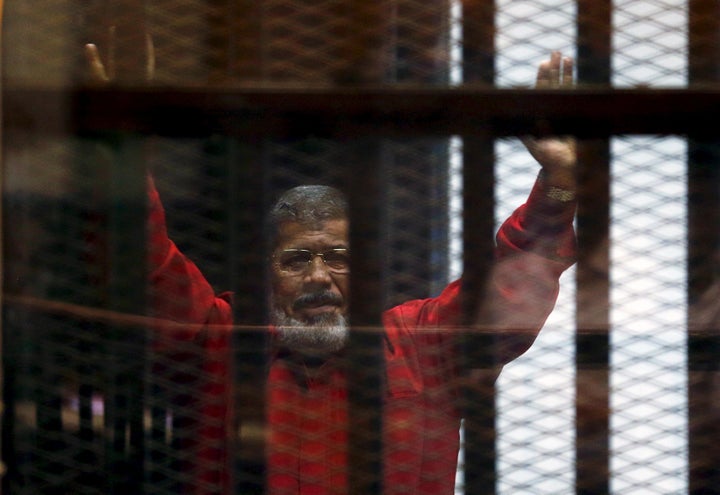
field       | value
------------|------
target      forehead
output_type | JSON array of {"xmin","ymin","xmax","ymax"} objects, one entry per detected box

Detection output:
[{"xmin": 275, "ymin": 219, "xmax": 349, "ymax": 250}]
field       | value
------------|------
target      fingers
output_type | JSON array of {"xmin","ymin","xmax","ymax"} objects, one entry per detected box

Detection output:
[
  {"xmin": 548, "ymin": 51, "xmax": 561, "ymax": 87},
  {"xmin": 85, "ymin": 43, "xmax": 109, "ymax": 83},
  {"xmin": 85, "ymin": 25, "xmax": 117, "ymax": 84},
  {"xmin": 536, "ymin": 50, "xmax": 574, "ymax": 88},
  {"xmin": 145, "ymin": 33, "xmax": 156, "ymax": 82},
  {"xmin": 85, "ymin": 26, "xmax": 155, "ymax": 84}
]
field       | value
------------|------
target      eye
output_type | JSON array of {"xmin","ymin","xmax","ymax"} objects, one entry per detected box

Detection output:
[
  {"xmin": 278, "ymin": 250, "xmax": 312, "ymax": 272},
  {"xmin": 323, "ymin": 249, "xmax": 350, "ymax": 272}
]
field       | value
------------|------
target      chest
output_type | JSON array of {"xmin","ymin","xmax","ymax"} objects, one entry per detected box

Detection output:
[{"xmin": 265, "ymin": 360, "xmax": 461, "ymax": 495}]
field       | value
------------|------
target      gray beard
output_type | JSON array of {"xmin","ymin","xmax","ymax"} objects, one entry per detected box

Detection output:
[{"xmin": 272, "ymin": 309, "xmax": 349, "ymax": 358}]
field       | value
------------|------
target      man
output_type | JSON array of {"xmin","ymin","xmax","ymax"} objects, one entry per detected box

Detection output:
[{"xmin": 132, "ymin": 52, "xmax": 577, "ymax": 494}]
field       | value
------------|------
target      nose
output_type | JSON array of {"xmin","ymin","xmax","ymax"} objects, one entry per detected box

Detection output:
[{"xmin": 306, "ymin": 255, "xmax": 332, "ymax": 284}]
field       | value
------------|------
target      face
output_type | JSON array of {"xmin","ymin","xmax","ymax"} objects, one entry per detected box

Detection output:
[{"xmin": 270, "ymin": 219, "xmax": 350, "ymax": 355}]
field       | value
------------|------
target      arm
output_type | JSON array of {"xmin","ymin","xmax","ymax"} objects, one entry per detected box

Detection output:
[
  {"xmin": 146, "ymin": 175, "xmax": 230, "ymax": 333},
  {"xmin": 399, "ymin": 52, "xmax": 577, "ymax": 366},
  {"xmin": 146, "ymin": 177, "xmax": 234, "ymax": 492},
  {"xmin": 482, "ymin": 50, "xmax": 577, "ymax": 364},
  {"xmin": 85, "ymin": 40, "xmax": 231, "ymax": 334}
]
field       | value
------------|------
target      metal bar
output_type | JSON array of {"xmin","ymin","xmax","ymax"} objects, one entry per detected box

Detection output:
[
  {"xmin": 147, "ymin": 386, "xmax": 169, "ymax": 490},
  {"xmin": 6, "ymin": 87, "xmax": 720, "ymax": 139},
  {"xmin": 103, "ymin": 135, "xmax": 148, "ymax": 494},
  {"xmin": 336, "ymin": 3, "xmax": 391, "ymax": 493},
  {"xmin": 346, "ymin": 138, "xmax": 386, "ymax": 495},
  {"xmin": 229, "ymin": 139, "xmax": 269, "ymax": 495},
  {"xmin": 0, "ymin": 324, "xmax": 17, "ymax": 495},
  {"xmin": 34, "ymin": 317, "xmax": 66, "ymax": 491},
  {"xmin": 93, "ymin": 0, "xmax": 151, "ymax": 490},
  {"xmin": 459, "ymin": 135, "xmax": 497, "ymax": 495},
  {"xmin": 687, "ymin": 3, "xmax": 720, "ymax": 493},
  {"xmin": 686, "ymin": 138, "xmax": 720, "ymax": 495},
  {"xmin": 574, "ymin": 140, "xmax": 611, "ymax": 495},
  {"xmin": 461, "ymin": 0, "xmax": 495, "ymax": 85},
  {"xmin": 460, "ymin": 2, "xmax": 497, "ymax": 494},
  {"xmin": 575, "ymin": 1, "xmax": 612, "ymax": 493}
]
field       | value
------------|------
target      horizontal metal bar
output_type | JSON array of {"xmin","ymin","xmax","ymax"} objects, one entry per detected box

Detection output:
[{"xmin": 5, "ymin": 86, "xmax": 720, "ymax": 138}]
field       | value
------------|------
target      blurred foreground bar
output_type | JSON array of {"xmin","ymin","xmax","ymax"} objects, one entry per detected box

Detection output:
[{"xmin": 5, "ymin": 86, "xmax": 720, "ymax": 139}]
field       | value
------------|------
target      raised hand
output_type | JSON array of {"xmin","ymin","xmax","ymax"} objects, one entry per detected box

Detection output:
[
  {"xmin": 84, "ymin": 26, "xmax": 155, "ymax": 84},
  {"xmin": 523, "ymin": 51, "xmax": 576, "ymax": 190}
]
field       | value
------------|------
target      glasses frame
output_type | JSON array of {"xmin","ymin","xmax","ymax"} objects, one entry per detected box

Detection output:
[{"xmin": 272, "ymin": 248, "xmax": 350, "ymax": 276}]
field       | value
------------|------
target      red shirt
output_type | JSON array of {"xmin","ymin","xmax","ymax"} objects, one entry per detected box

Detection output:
[{"xmin": 146, "ymin": 177, "xmax": 576, "ymax": 495}]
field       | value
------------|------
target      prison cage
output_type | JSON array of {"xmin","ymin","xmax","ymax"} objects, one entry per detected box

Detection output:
[{"xmin": 1, "ymin": 0, "xmax": 719, "ymax": 494}]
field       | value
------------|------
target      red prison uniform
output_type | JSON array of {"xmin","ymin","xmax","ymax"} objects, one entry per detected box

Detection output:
[{"xmin": 146, "ymin": 175, "xmax": 576, "ymax": 495}]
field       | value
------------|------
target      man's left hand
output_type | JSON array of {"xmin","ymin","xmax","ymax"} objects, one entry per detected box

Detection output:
[{"xmin": 523, "ymin": 51, "xmax": 576, "ymax": 190}]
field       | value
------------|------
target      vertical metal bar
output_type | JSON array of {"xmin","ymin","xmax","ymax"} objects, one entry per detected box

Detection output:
[
  {"xmin": 146, "ymin": 385, "xmax": 168, "ymax": 490},
  {"xmin": 575, "ymin": 2, "xmax": 612, "ymax": 493},
  {"xmin": 460, "ymin": 135, "xmax": 497, "ymax": 495},
  {"xmin": 93, "ymin": 2, "xmax": 150, "ymax": 492},
  {"xmin": 346, "ymin": 138, "xmax": 386, "ymax": 495},
  {"xmin": 574, "ymin": 141, "xmax": 611, "ymax": 495},
  {"xmin": 35, "ymin": 326, "xmax": 66, "ymax": 490},
  {"xmin": 28, "ymin": 167, "xmax": 93, "ymax": 493},
  {"xmin": 0, "ymin": 3, "xmax": 4, "ymax": 488},
  {"xmin": 103, "ymin": 136, "xmax": 148, "ymax": 494},
  {"xmin": 0, "ymin": 307, "xmax": 14, "ymax": 495},
  {"xmin": 686, "ymin": 140, "xmax": 720, "ymax": 495},
  {"xmin": 76, "ymin": 380, "xmax": 97, "ymax": 489},
  {"xmin": 460, "ymin": 2, "xmax": 497, "ymax": 494},
  {"xmin": 687, "ymin": 2, "xmax": 720, "ymax": 492},
  {"xmin": 0, "ymin": 325, "xmax": 15, "ymax": 495},
  {"xmin": 336, "ymin": 3, "xmax": 390, "ymax": 493},
  {"xmin": 461, "ymin": 0, "xmax": 495, "ymax": 85},
  {"xmin": 229, "ymin": 140, "xmax": 269, "ymax": 495}
]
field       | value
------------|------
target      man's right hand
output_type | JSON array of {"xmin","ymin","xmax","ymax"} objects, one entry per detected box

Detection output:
[{"xmin": 84, "ymin": 26, "xmax": 155, "ymax": 84}]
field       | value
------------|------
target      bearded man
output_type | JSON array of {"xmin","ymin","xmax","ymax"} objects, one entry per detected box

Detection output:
[{"xmin": 144, "ymin": 51, "xmax": 577, "ymax": 495}]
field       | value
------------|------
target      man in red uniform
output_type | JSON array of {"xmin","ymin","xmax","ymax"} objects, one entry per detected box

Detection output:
[{"xmin": 136, "ymin": 52, "xmax": 577, "ymax": 494}]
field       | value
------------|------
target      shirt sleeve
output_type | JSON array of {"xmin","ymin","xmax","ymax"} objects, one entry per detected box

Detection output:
[
  {"xmin": 388, "ymin": 172, "xmax": 577, "ymax": 368},
  {"xmin": 478, "ymin": 171, "xmax": 577, "ymax": 364},
  {"xmin": 145, "ymin": 176, "xmax": 234, "ymax": 492},
  {"xmin": 495, "ymin": 171, "xmax": 577, "ymax": 266},
  {"xmin": 146, "ymin": 175, "xmax": 232, "ymax": 343}
]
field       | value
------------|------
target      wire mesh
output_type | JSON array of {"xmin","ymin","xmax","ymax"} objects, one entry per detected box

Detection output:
[{"xmin": 2, "ymin": 1, "xmax": 720, "ymax": 495}]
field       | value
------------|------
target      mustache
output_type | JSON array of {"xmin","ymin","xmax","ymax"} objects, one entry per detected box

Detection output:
[{"xmin": 292, "ymin": 291, "xmax": 343, "ymax": 311}]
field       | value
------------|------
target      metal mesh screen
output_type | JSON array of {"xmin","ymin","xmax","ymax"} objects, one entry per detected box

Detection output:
[{"xmin": 3, "ymin": 1, "xmax": 720, "ymax": 495}]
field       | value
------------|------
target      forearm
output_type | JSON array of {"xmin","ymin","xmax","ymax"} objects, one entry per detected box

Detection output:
[
  {"xmin": 146, "ymin": 175, "xmax": 217, "ymax": 329},
  {"xmin": 496, "ymin": 171, "xmax": 577, "ymax": 266}
]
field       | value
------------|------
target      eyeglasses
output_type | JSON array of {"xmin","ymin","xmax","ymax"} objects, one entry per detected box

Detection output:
[{"xmin": 273, "ymin": 248, "xmax": 350, "ymax": 275}]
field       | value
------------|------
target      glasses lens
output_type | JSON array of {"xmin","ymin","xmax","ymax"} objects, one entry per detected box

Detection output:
[
  {"xmin": 323, "ymin": 249, "xmax": 350, "ymax": 273},
  {"xmin": 275, "ymin": 249, "xmax": 350, "ymax": 274},
  {"xmin": 277, "ymin": 250, "xmax": 313, "ymax": 273}
]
